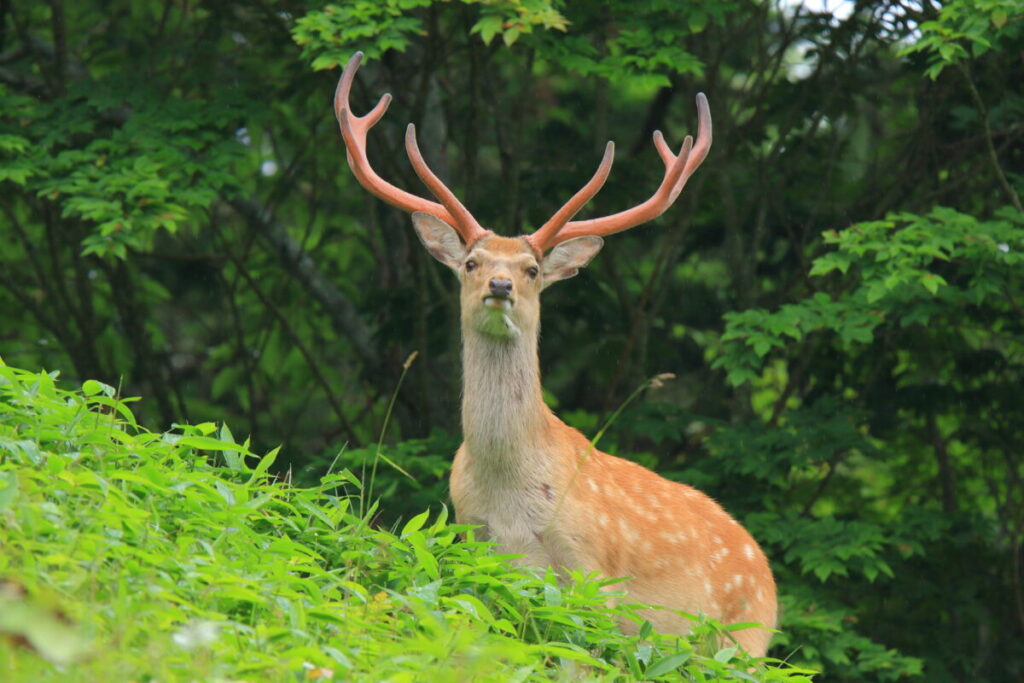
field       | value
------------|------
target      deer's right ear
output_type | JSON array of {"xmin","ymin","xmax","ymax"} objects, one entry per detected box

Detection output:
[{"xmin": 411, "ymin": 212, "xmax": 468, "ymax": 270}]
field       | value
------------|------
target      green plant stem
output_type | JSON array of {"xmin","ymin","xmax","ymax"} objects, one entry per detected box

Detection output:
[
  {"xmin": 362, "ymin": 351, "xmax": 418, "ymax": 518},
  {"xmin": 549, "ymin": 373, "xmax": 673, "ymax": 522}
]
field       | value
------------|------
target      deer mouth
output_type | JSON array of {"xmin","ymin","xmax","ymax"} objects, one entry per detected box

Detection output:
[{"xmin": 482, "ymin": 295, "xmax": 514, "ymax": 311}]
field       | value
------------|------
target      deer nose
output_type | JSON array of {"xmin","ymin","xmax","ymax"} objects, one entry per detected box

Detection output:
[{"xmin": 488, "ymin": 278, "xmax": 513, "ymax": 298}]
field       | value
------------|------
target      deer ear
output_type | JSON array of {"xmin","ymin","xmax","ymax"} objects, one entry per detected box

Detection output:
[
  {"xmin": 411, "ymin": 212, "xmax": 467, "ymax": 270},
  {"xmin": 541, "ymin": 236, "xmax": 604, "ymax": 289}
]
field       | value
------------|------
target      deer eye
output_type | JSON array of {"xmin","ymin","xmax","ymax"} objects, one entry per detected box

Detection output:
[
  {"xmin": 525, "ymin": 266, "xmax": 539, "ymax": 279},
  {"xmin": 465, "ymin": 259, "xmax": 478, "ymax": 272}
]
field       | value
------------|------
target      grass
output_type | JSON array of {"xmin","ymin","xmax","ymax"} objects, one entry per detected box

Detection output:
[{"xmin": 0, "ymin": 359, "xmax": 812, "ymax": 681}]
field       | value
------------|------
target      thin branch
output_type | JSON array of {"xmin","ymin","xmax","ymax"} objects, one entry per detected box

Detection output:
[
  {"xmin": 224, "ymin": 245, "xmax": 359, "ymax": 445},
  {"xmin": 219, "ymin": 268, "xmax": 261, "ymax": 439},
  {"xmin": 929, "ymin": 411, "xmax": 958, "ymax": 514},
  {"xmin": 100, "ymin": 259, "xmax": 177, "ymax": 427},
  {"xmin": 958, "ymin": 63, "xmax": 1023, "ymax": 212},
  {"xmin": 227, "ymin": 197, "xmax": 380, "ymax": 370},
  {"xmin": 800, "ymin": 449, "xmax": 848, "ymax": 517},
  {"xmin": 0, "ymin": 268, "xmax": 76, "ymax": 355},
  {"xmin": 46, "ymin": 0, "xmax": 66, "ymax": 95}
]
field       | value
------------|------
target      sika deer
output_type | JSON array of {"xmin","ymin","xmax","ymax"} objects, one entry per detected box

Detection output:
[{"xmin": 334, "ymin": 52, "xmax": 777, "ymax": 655}]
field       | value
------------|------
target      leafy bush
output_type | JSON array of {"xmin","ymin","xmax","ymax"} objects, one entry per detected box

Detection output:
[{"xmin": 0, "ymin": 360, "xmax": 810, "ymax": 681}]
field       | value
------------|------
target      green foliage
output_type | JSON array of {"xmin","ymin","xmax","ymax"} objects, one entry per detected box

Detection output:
[
  {"xmin": 528, "ymin": 0, "xmax": 734, "ymax": 82},
  {"xmin": 0, "ymin": 360, "xmax": 811, "ymax": 681},
  {"xmin": 294, "ymin": 0, "xmax": 571, "ymax": 67},
  {"xmin": 706, "ymin": 203, "xmax": 1024, "ymax": 680},
  {"xmin": 716, "ymin": 206, "xmax": 1024, "ymax": 386},
  {"xmin": 293, "ymin": 0, "xmax": 720, "ymax": 83},
  {"xmin": 774, "ymin": 587, "xmax": 923, "ymax": 683},
  {"xmin": 468, "ymin": 0, "xmax": 570, "ymax": 48},
  {"xmin": 315, "ymin": 433, "xmax": 456, "ymax": 525},
  {"xmin": 0, "ymin": 85, "xmax": 242, "ymax": 259},
  {"xmin": 904, "ymin": 0, "xmax": 1024, "ymax": 78},
  {"xmin": 294, "ymin": 0, "xmax": 435, "ymax": 66}
]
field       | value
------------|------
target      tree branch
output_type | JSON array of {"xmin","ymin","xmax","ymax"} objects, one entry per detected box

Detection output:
[
  {"xmin": 224, "ymin": 245, "xmax": 359, "ymax": 445},
  {"xmin": 958, "ymin": 64, "xmax": 1023, "ymax": 212},
  {"xmin": 227, "ymin": 197, "xmax": 380, "ymax": 370}
]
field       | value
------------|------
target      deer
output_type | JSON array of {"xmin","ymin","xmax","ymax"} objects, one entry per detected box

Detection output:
[{"xmin": 334, "ymin": 51, "xmax": 777, "ymax": 656}]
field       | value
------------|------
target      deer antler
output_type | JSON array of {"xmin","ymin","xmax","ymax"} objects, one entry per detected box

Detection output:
[
  {"xmin": 334, "ymin": 52, "xmax": 491, "ymax": 245},
  {"xmin": 524, "ymin": 141, "xmax": 616, "ymax": 254},
  {"xmin": 526, "ymin": 93, "xmax": 712, "ymax": 253}
]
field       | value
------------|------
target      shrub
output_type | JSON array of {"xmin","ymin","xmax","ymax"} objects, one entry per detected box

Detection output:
[{"xmin": 0, "ymin": 360, "xmax": 809, "ymax": 681}]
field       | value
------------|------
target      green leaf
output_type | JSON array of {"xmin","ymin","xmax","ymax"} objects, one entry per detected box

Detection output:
[
  {"xmin": 406, "ymin": 531, "xmax": 439, "ymax": 579},
  {"xmin": 688, "ymin": 11, "xmax": 708, "ymax": 33},
  {"xmin": 176, "ymin": 435, "xmax": 250, "ymax": 453},
  {"xmin": 473, "ymin": 15, "xmax": 503, "ymax": 45},
  {"xmin": 639, "ymin": 619, "xmax": 653, "ymax": 639},
  {"xmin": 401, "ymin": 509, "xmax": 430, "ymax": 537},
  {"xmin": 714, "ymin": 645, "xmax": 737, "ymax": 663},
  {"xmin": 503, "ymin": 27, "xmax": 521, "ymax": 46},
  {"xmin": 646, "ymin": 651, "xmax": 691, "ymax": 676},
  {"xmin": 82, "ymin": 379, "xmax": 115, "ymax": 397},
  {"xmin": 0, "ymin": 134, "xmax": 30, "ymax": 152},
  {"xmin": 531, "ymin": 643, "xmax": 603, "ymax": 666},
  {"xmin": 0, "ymin": 471, "xmax": 18, "ymax": 510},
  {"xmin": 752, "ymin": 338, "xmax": 773, "ymax": 358}
]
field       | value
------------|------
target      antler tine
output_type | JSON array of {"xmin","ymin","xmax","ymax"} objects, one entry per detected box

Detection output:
[
  {"xmin": 334, "ymin": 51, "xmax": 468, "ymax": 230},
  {"xmin": 665, "ymin": 135, "xmax": 694, "ymax": 201},
  {"xmin": 652, "ymin": 130, "xmax": 675, "ymax": 165},
  {"xmin": 405, "ymin": 124, "xmax": 490, "ymax": 245},
  {"xmin": 675, "ymin": 92, "xmax": 711, "ymax": 195},
  {"xmin": 334, "ymin": 52, "xmax": 392, "ymax": 130},
  {"xmin": 525, "ymin": 141, "xmax": 615, "ymax": 254},
  {"xmin": 544, "ymin": 92, "xmax": 712, "ymax": 248}
]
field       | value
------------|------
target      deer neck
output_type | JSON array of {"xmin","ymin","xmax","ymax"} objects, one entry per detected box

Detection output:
[{"xmin": 461, "ymin": 325, "xmax": 551, "ymax": 468}]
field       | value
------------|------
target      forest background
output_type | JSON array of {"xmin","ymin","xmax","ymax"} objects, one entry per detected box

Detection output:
[{"xmin": 1, "ymin": 0, "xmax": 1022, "ymax": 680}]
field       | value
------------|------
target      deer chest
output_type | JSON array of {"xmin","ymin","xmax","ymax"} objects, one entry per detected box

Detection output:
[{"xmin": 449, "ymin": 453, "xmax": 580, "ymax": 571}]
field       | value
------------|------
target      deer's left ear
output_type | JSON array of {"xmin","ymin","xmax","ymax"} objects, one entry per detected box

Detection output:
[{"xmin": 541, "ymin": 236, "xmax": 604, "ymax": 289}]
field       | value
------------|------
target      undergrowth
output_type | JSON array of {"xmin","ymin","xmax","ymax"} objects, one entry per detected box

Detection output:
[{"xmin": 0, "ymin": 359, "xmax": 812, "ymax": 681}]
